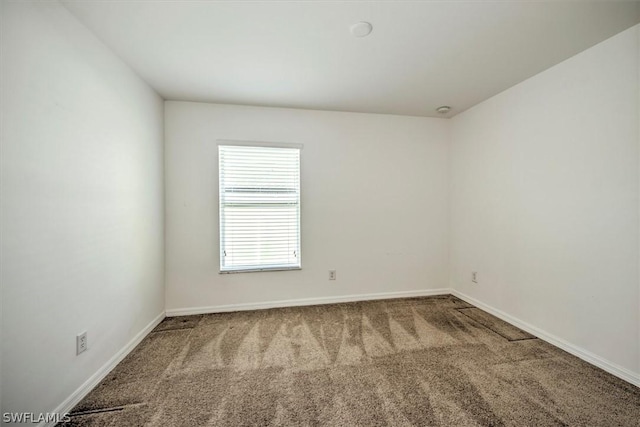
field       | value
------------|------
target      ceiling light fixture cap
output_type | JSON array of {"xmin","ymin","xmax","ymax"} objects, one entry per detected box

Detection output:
[
  {"xmin": 436, "ymin": 106, "xmax": 451, "ymax": 114},
  {"xmin": 350, "ymin": 21, "xmax": 373, "ymax": 38}
]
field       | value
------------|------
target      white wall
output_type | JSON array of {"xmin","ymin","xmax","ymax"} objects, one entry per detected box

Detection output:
[
  {"xmin": 3, "ymin": 2, "xmax": 638, "ymax": 418},
  {"xmin": 450, "ymin": 25, "xmax": 640, "ymax": 378},
  {"xmin": 1, "ymin": 1, "xmax": 165, "ymax": 418},
  {"xmin": 165, "ymin": 102, "xmax": 449, "ymax": 312}
]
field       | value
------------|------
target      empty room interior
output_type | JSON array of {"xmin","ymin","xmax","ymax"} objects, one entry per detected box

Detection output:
[{"xmin": 3, "ymin": 0, "xmax": 640, "ymax": 425}]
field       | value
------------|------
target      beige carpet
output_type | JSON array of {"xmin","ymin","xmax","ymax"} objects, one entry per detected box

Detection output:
[{"xmin": 61, "ymin": 295, "xmax": 640, "ymax": 426}]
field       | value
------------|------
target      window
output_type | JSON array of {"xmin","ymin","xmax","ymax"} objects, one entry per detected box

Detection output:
[{"xmin": 218, "ymin": 142, "xmax": 301, "ymax": 273}]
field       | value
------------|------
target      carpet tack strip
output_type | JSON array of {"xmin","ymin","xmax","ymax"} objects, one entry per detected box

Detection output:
[
  {"xmin": 69, "ymin": 405, "xmax": 127, "ymax": 417},
  {"xmin": 457, "ymin": 307, "xmax": 536, "ymax": 341}
]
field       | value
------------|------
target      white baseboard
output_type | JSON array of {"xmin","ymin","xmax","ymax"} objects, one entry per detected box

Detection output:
[
  {"xmin": 42, "ymin": 311, "xmax": 166, "ymax": 427},
  {"xmin": 165, "ymin": 288, "xmax": 451, "ymax": 317},
  {"xmin": 450, "ymin": 289, "xmax": 640, "ymax": 388}
]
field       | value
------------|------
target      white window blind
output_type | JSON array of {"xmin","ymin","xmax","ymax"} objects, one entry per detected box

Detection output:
[{"xmin": 219, "ymin": 143, "xmax": 301, "ymax": 272}]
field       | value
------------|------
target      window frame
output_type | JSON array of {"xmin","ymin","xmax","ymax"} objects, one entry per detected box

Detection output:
[{"xmin": 217, "ymin": 139, "xmax": 302, "ymax": 274}]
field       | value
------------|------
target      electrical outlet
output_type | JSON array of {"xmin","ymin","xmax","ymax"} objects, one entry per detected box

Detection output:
[
  {"xmin": 77, "ymin": 331, "xmax": 88, "ymax": 355},
  {"xmin": 472, "ymin": 272, "xmax": 478, "ymax": 283},
  {"xmin": 329, "ymin": 270, "xmax": 336, "ymax": 280}
]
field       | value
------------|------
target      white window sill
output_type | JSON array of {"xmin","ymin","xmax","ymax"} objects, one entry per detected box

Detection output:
[{"xmin": 219, "ymin": 266, "xmax": 302, "ymax": 274}]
